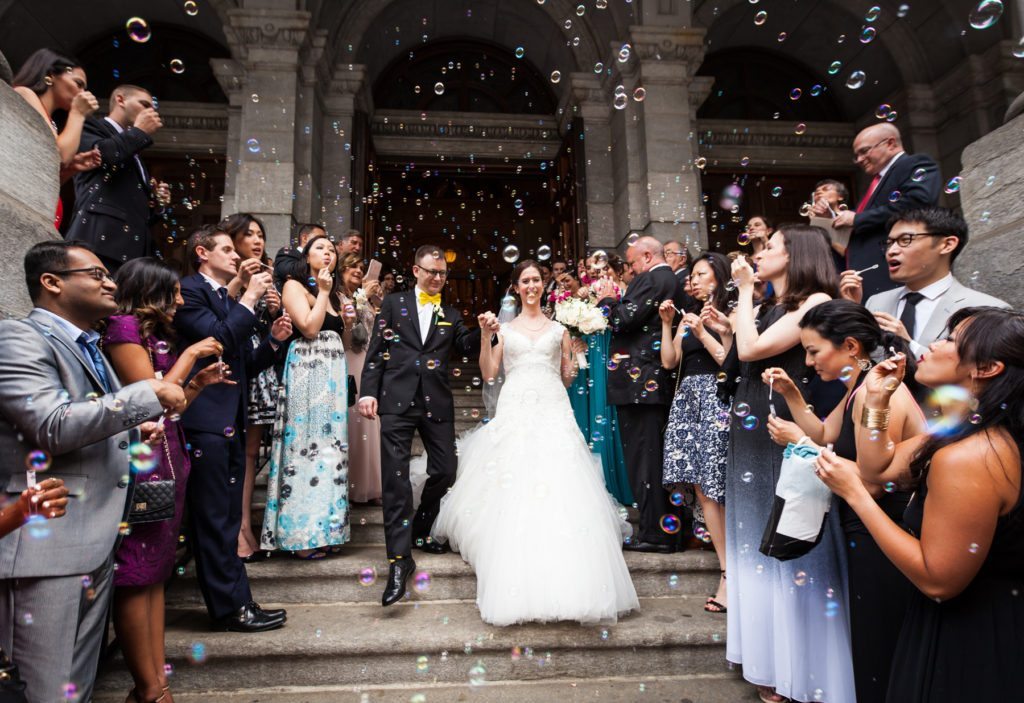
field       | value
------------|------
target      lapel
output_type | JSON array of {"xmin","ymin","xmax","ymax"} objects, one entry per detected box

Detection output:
[
  {"xmin": 869, "ymin": 154, "xmax": 906, "ymax": 209},
  {"xmin": 400, "ymin": 291, "xmax": 424, "ymax": 348},
  {"xmin": 100, "ymin": 117, "xmax": 150, "ymax": 191},
  {"xmin": 423, "ymin": 304, "xmax": 445, "ymax": 348},
  {"xmin": 26, "ymin": 309, "xmax": 117, "ymax": 393},
  {"xmin": 191, "ymin": 274, "xmax": 228, "ymax": 320},
  {"xmin": 918, "ymin": 278, "xmax": 965, "ymax": 346}
]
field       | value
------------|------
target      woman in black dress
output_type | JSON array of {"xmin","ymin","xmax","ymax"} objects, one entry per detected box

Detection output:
[
  {"xmin": 816, "ymin": 306, "xmax": 1024, "ymax": 702},
  {"xmin": 761, "ymin": 300, "xmax": 925, "ymax": 702}
]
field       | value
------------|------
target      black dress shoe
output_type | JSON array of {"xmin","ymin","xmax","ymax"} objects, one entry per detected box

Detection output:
[
  {"xmin": 623, "ymin": 541, "xmax": 676, "ymax": 554},
  {"xmin": 247, "ymin": 600, "xmax": 286, "ymax": 620},
  {"xmin": 381, "ymin": 558, "xmax": 416, "ymax": 607},
  {"xmin": 241, "ymin": 550, "xmax": 271, "ymax": 564},
  {"xmin": 212, "ymin": 602, "xmax": 286, "ymax": 632},
  {"xmin": 415, "ymin": 539, "xmax": 451, "ymax": 554}
]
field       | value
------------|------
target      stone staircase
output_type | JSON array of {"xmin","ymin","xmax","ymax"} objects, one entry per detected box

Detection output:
[{"xmin": 94, "ymin": 363, "xmax": 754, "ymax": 702}]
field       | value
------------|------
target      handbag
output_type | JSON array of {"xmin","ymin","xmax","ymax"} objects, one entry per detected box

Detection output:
[
  {"xmin": 759, "ymin": 438, "xmax": 833, "ymax": 561},
  {"xmin": 127, "ymin": 436, "xmax": 176, "ymax": 524},
  {"xmin": 0, "ymin": 645, "xmax": 28, "ymax": 703},
  {"xmin": 128, "ymin": 343, "xmax": 177, "ymax": 525}
]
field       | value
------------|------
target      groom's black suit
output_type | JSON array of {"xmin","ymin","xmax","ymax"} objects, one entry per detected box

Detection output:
[{"xmin": 361, "ymin": 290, "xmax": 479, "ymax": 559}]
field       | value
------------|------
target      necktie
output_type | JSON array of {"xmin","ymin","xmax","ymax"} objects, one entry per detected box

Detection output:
[
  {"xmin": 855, "ymin": 174, "xmax": 881, "ymax": 213},
  {"xmin": 418, "ymin": 291, "xmax": 441, "ymax": 306},
  {"xmin": 899, "ymin": 292, "xmax": 924, "ymax": 341},
  {"xmin": 78, "ymin": 334, "xmax": 111, "ymax": 392},
  {"xmin": 216, "ymin": 287, "xmax": 231, "ymax": 313}
]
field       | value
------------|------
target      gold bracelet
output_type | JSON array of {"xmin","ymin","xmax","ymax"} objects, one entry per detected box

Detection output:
[
  {"xmin": 187, "ymin": 380, "xmax": 202, "ymax": 392},
  {"xmin": 860, "ymin": 406, "xmax": 891, "ymax": 430}
]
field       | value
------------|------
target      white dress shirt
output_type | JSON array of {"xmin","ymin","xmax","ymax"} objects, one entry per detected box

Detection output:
[
  {"xmin": 414, "ymin": 286, "xmax": 436, "ymax": 344},
  {"xmin": 895, "ymin": 272, "xmax": 953, "ymax": 358},
  {"xmin": 877, "ymin": 151, "xmax": 904, "ymax": 183},
  {"xmin": 200, "ymin": 272, "xmax": 254, "ymax": 313}
]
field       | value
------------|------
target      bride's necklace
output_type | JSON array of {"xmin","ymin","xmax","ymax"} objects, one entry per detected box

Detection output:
[{"xmin": 517, "ymin": 315, "xmax": 548, "ymax": 332}]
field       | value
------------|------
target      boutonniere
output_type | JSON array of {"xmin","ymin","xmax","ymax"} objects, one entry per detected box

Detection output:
[{"xmin": 434, "ymin": 304, "xmax": 445, "ymax": 320}]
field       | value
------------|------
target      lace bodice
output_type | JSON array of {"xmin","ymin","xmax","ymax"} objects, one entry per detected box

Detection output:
[{"xmin": 500, "ymin": 321, "xmax": 564, "ymax": 378}]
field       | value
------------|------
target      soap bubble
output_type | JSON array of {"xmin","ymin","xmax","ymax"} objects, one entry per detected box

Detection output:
[
  {"xmin": 875, "ymin": 104, "xmax": 892, "ymax": 119},
  {"xmin": 944, "ymin": 176, "xmax": 962, "ymax": 194},
  {"xmin": 515, "ymin": 47, "xmax": 525, "ymax": 59},
  {"xmin": 626, "ymin": 232, "xmax": 640, "ymax": 247},
  {"xmin": 613, "ymin": 93, "xmax": 628, "ymax": 110},
  {"xmin": 502, "ymin": 245, "xmax": 520, "ymax": 263},
  {"xmin": 633, "ymin": 87, "xmax": 646, "ymax": 102},
  {"xmin": 170, "ymin": 59, "xmax": 185, "ymax": 74},
  {"xmin": 789, "ymin": 88, "xmax": 802, "ymax": 101},
  {"xmin": 246, "ymin": 138, "xmax": 261, "ymax": 153},
  {"xmin": 434, "ymin": 82, "xmax": 445, "ymax": 95},
  {"xmin": 126, "ymin": 17, "xmax": 152, "ymax": 43},
  {"xmin": 912, "ymin": 167, "xmax": 928, "ymax": 182},
  {"xmin": 734, "ymin": 402, "xmax": 751, "ymax": 417},
  {"xmin": 184, "ymin": 1, "xmax": 199, "ymax": 16},
  {"xmin": 969, "ymin": 0, "xmax": 1004, "ymax": 29},
  {"xmin": 794, "ymin": 123, "xmax": 807, "ymax": 135},
  {"xmin": 793, "ymin": 570, "xmax": 808, "ymax": 586},
  {"xmin": 754, "ymin": 10, "xmax": 767, "ymax": 25},
  {"xmin": 771, "ymin": 186, "xmax": 783, "ymax": 197},
  {"xmin": 190, "ymin": 642, "xmax": 206, "ymax": 663},
  {"xmin": 659, "ymin": 514, "xmax": 681, "ymax": 534},
  {"xmin": 129, "ymin": 443, "xmax": 158, "ymax": 473},
  {"xmin": 741, "ymin": 471, "xmax": 754, "ymax": 483},
  {"xmin": 617, "ymin": 44, "xmax": 631, "ymax": 62},
  {"xmin": 669, "ymin": 491, "xmax": 685, "ymax": 506},
  {"xmin": 223, "ymin": 426, "xmax": 236, "ymax": 438},
  {"xmin": 550, "ymin": 70, "xmax": 562, "ymax": 84},
  {"xmin": 26, "ymin": 449, "xmax": 51, "ymax": 473},
  {"xmin": 468, "ymin": 663, "xmax": 487, "ymax": 687},
  {"xmin": 897, "ymin": 4, "xmax": 910, "ymax": 18},
  {"xmin": 741, "ymin": 415, "xmax": 760, "ymax": 430},
  {"xmin": 537, "ymin": 245, "xmax": 552, "ymax": 261},
  {"xmin": 695, "ymin": 157, "xmax": 707, "ymax": 169},
  {"xmin": 838, "ymin": 365, "xmax": 854, "ymax": 382},
  {"xmin": 154, "ymin": 340, "xmax": 171, "ymax": 355},
  {"xmin": 865, "ymin": 5, "xmax": 881, "ymax": 21},
  {"xmin": 359, "ymin": 567, "xmax": 377, "ymax": 586},
  {"xmin": 414, "ymin": 571, "xmax": 431, "ymax": 592},
  {"xmin": 846, "ymin": 71, "xmax": 867, "ymax": 89}
]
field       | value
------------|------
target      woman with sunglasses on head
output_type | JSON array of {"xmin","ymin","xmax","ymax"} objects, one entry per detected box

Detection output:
[{"xmin": 816, "ymin": 307, "xmax": 1024, "ymax": 702}]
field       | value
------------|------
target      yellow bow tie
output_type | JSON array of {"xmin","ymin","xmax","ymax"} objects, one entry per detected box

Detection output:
[{"xmin": 418, "ymin": 292, "xmax": 441, "ymax": 307}]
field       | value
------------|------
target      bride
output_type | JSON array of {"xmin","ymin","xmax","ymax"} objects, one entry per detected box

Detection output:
[{"xmin": 431, "ymin": 259, "xmax": 639, "ymax": 626}]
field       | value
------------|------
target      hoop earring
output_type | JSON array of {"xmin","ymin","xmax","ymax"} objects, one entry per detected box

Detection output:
[
  {"xmin": 856, "ymin": 357, "xmax": 872, "ymax": 371},
  {"xmin": 44, "ymin": 77, "xmax": 53, "ymax": 86}
]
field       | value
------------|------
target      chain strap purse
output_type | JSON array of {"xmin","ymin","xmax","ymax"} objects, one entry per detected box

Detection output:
[
  {"xmin": 126, "ymin": 343, "xmax": 178, "ymax": 525},
  {"xmin": 0, "ymin": 644, "xmax": 28, "ymax": 702}
]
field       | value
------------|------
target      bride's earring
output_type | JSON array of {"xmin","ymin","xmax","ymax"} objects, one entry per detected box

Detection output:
[{"xmin": 856, "ymin": 357, "xmax": 872, "ymax": 371}]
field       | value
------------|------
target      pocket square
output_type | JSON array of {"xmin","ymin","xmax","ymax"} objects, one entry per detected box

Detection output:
[{"xmin": 437, "ymin": 321, "xmax": 452, "ymax": 326}]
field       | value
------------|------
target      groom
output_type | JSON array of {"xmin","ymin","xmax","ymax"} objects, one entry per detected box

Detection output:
[{"xmin": 358, "ymin": 245, "xmax": 480, "ymax": 606}]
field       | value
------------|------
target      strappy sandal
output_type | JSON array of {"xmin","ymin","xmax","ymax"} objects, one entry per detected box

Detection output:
[
  {"xmin": 705, "ymin": 570, "xmax": 727, "ymax": 612},
  {"xmin": 291, "ymin": 549, "xmax": 326, "ymax": 560},
  {"xmin": 757, "ymin": 686, "xmax": 790, "ymax": 703}
]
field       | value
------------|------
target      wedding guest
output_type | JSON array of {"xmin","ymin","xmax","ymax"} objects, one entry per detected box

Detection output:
[
  {"xmin": 262, "ymin": 234, "xmax": 353, "ymax": 558},
  {"xmin": 0, "ymin": 241, "xmax": 181, "ymax": 703},
  {"xmin": 823, "ymin": 123, "xmax": 941, "ymax": 299},
  {"xmin": 337, "ymin": 229, "xmax": 363, "ymax": 258},
  {"xmin": 724, "ymin": 225, "xmax": 854, "ymax": 703},
  {"xmin": 12, "ymin": 48, "xmax": 101, "ymax": 227},
  {"xmin": 762, "ymin": 299, "xmax": 925, "ymax": 702},
  {"xmin": 104, "ymin": 257, "xmax": 231, "ymax": 703},
  {"xmin": 221, "ymin": 213, "xmax": 282, "ymax": 562},
  {"xmin": 594, "ymin": 237, "xmax": 683, "ymax": 553},
  {"xmin": 273, "ymin": 223, "xmax": 324, "ymax": 290},
  {"xmin": 659, "ymin": 252, "xmax": 736, "ymax": 613},
  {"xmin": 810, "ymin": 179, "xmax": 849, "ymax": 216},
  {"xmin": 339, "ymin": 253, "xmax": 383, "ymax": 504},
  {"xmin": 816, "ymin": 306, "xmax": 1024, "ymax": 702},
  {"xmin": 175, "ymin": 226, "xmax": 291, "ymax": 632},
  {"xmin": 664, "ymin": 240, "xmax": 689, "ymax": 288},
  {"xmin": 65, "ymin": 85, "xmax": 172, "ymax": 271},
  {"xmin": 0, "ymin": 479, "xmax": 68, "ymax": 540},
  {"xmin": 381, "ymin": 270, "xmax": 397, "ymax": 296},
  {"xmin": 745, "ymin": 215, "xmax": 774, "ymax": 254}
]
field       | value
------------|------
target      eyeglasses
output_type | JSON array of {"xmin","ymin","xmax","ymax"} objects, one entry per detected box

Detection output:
[
  {"xmin": 50, "ymin": 267, "xmax": 114, "ymax": 282},
  {"xmin": 880, "ymin": 232, "xmax": 946, "ymax": 250},
  {"xmin": 852, "ymin": 138, "xmax": 891, "ymax": 162},
  {"xmin": 416, "ymin": 266, "xmax": 448, "ymax": 279}
]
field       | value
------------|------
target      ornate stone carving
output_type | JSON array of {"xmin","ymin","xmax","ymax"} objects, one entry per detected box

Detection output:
[
  {"xmin": 224, "ymin": 9, "xmax": 312, "ymax": 61},
  {"xmin": 628, "ymin": 26, "xmax": 706, "ymax": 67}
]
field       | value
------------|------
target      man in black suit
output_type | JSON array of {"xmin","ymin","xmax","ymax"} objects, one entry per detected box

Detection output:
[
  {"xmin": 594, "ymin": 237, "xmax": 687, "ymax": 553},
  {"xmin": 273, "ymin": 222, "xmax": 325, "ymax": 289},
  {"xmin": 358, "ymin": 245, "xmax": 480, "ymax": 606},
  {"xmin": 820, "ymin": 123, "xmax": 941, "ymax": 299},
  {"xmin": 65, "ymin": 85, "xmax": 170, "ymax": 271},
  {"xmin": 175, "ymin": 225, "xmax": 292, "ymax": 632}
]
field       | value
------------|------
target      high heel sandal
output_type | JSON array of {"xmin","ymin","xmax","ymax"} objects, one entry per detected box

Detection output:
[{"xmin": 704, "ymin": 570, "xmax": 727, "ymax": 614}]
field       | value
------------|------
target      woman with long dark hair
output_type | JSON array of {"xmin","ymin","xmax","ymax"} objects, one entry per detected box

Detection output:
[
  {"xmin": 723, "ymin": 225, "xmax": 855, "ymax": 703},
  {"xmin": 103, "ymin": 257, "xmax": 228, "ymax": 703},
  {"xmin": 261, "ymin": 233, "xmax": 354, "ymax": 559},
  {"xmin": 13, "ymin": 48, "xmax": 101, "ymax": 227},
  {"xmin": 658, "ymin": 252, "xmax": 736, "ymax": 613},
  {"xmin": 761, "ymin": 299, "xmax": 925, "ymax": 701},
  {"xmin": 219, "ymin": 213, "xmax": 281, "ymax": 561},
  {"xmin": 817, "ymin": 307, "xmax": 1024, "ymax": 701}
]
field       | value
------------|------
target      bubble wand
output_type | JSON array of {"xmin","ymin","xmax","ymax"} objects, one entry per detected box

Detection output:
[{"xmin": 855, "ymin": 263, "xmax": 879, "ymax": 276}]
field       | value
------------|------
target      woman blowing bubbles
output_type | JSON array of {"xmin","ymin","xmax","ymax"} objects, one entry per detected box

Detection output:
[{"xmin": 816, "ymin": 307, "xmax": 1024, "ymax": 702}]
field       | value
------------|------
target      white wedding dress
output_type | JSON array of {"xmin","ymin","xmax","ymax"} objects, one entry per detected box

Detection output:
[{"xmin": 431, "ymin": 321, "xmax": 639, "ymax": 626}]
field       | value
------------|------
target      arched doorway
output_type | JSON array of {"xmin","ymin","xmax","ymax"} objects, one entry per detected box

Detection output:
[{"xmin": 360, "ymin": 39, "xmax": 584, "ymax": 319}]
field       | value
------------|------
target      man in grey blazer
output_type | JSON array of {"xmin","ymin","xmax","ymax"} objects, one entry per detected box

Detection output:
[
  {"xmin": 0, "ymin": 241, "xmax": 185, "ymax": 703},
  {"xmin": 840, "ymin": 207, "xmax": 1010, "ymax": 361}
]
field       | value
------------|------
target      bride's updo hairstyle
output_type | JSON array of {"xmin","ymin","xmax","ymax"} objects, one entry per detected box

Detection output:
[{"xmin": 511, "ymin": 259, "xmax": 542, "ymax": 302}]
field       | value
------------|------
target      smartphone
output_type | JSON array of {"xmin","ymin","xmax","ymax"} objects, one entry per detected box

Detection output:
[{"xmin": 365, "ymin": 259, "xmax": 382, "ymax": 281}]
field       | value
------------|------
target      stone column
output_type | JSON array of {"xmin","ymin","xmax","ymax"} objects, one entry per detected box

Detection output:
[
  {"xmin": 293, "ymin": 31, "xmax": 327, "ymax": 227},
  {"xmin": 627, "ymin": 25, "xmax": 712, "ymax": 249},
  {"xmin": 903, "ymin": 83, "xmax": 942, "ymax": 162},
  {"xmin": 211, "ymin": 59, "xmax": 244, "ymax": 218},
  {"xmin": 319, "ymin": 63, "xmax": 366, "ymax": 235},
  {"xmin": 570, "ymin": 73, "xmax": 616, "ymax": 249},
  {"xmin": 220, "ymin": 6, "xmax": 311, "ymax": 253}
]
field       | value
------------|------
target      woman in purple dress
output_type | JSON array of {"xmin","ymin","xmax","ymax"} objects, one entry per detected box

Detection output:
[{"xmin": 103, "ymin": 258, "xmax": 229, "ymax": 703}]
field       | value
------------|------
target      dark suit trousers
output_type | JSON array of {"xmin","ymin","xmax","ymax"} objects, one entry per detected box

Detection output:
[
  {"xmin": 185, "ymin": 431, "xmax": 252, "ymax": 619},
  {"xmin": 380, "ymin": 394, "xmax": 456, "ymax": 560},
  {"xmin": 617, "ymin": 403, "xmax": 680, "ymax": 546}
]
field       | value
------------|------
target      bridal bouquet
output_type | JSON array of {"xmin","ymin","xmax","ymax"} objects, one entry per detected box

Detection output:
[{"xmin": 554, "ymin": 298, "xmax": 608, "ymax": 369}]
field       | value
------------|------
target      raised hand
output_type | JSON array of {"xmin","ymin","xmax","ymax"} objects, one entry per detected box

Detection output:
[
  {"xmin": 133, "ymin": 107, "xmax": 163, "ymax": 135},
  {"xmin": 700, "ymin": 303, "xmax": 732, "ymax": 336},
  {"xmin": 681, "ymin": 311, "xmax": 704, "ymax": 338},
  {"xmin": 760, "ymin": 367, "xmax": 799, "ymax": 398},
  {"xmin": 187, "ymin": 336, "xmax": 224, "ymax": 360},
  {"xmin": 263, "ymin": 286, "xmax": 282, "ymax": 316},
  {"xmin": 235, "ymin": 258, "xmax": 263, "ymax": 287},
  {"xmin": 863, "ymin": 351, "xmax": 906, "ymax": 404},
  {"xmin": 658, "ymin": 300, "xmax": 676, "ymax": 325},
  {"xmin": 20, "ymin": 477, "xmax": 69, "ymax": 520},
  {"xmin": 814, "ymin": 449, "xmax": 866, "ymax": 501},
  {"xmin": 69, "ymin": 148, "xmax": 102, "ymax": 174},
  {"xmin": 730, "ymin": 255, "xmax": 757, "ymax": 289},
  {"xmin": 767, "ymin": 415, "xmax": 804, "ymax": 447},
  {"xmin": 71, "ymin": 90, "xmax": 99, "ymax": 117},
  {"xmin": 271, "ymin": 312, "xmax": 293, "ymax": 341},
  {"xmin": 839, "ymin": 270, "xmax": 864, "ymax": 304},
  {"xmin": 315, "ymin": 267, "xmax": 333, "ymax": 295},
  {"xmin": 192, "ymin": 361, "xmax": 236, "ymax": 388}
]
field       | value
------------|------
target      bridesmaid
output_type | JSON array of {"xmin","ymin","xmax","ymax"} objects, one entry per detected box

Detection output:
[
  {"xmin": 761, "ymin": 299, "xmax": 925, "ymax": 702},
  {"xmin": 104, "ymin": 258, "xmax": 229, "ymax": 703},
  {"xmin": 261, "ymin": 234, "xmax": 353, "ymax": 559},
  {"xmin": 220, "ymin": 213, "xmax": 282, "ymax": 562},
  {"xmin": 659, "ymin": 252, "xmax": 736, "ymax": 614},
  {"xmin": 817, "ymin": 307, "xmax": 1024, "ymax": 702},
  {"xmin": 338, "ymin": 253, "xmax": 384, "ymax": 504}
]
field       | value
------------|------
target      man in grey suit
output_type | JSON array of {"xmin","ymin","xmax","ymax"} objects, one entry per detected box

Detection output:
[
  {"xmin": 0, "ymin": 241, "xmax": 185, "ymax": 703},
  {"xmin": 840, "ymin": 207, "xmax": 1010, "ymax": 361}
]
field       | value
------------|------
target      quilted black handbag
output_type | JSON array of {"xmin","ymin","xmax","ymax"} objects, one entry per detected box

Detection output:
[
  {"xmin": 127, "ymin": 432, "xmax": 176, "ymax": 525},
  {"xmin": 0, "ymin": 645, "xmax": 28, "ymax": 703}
]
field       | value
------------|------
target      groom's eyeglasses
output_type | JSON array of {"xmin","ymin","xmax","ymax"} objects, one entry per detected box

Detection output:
[{"xmin": 416, "ymin": 266, "xmax": 448, "ymax": 279}]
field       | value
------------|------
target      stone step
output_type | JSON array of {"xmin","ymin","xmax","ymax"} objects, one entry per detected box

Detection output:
[
  {"xmin": 165, "ymin": 544, "xmax": 720, "ymax": 607},
  {"xmin": 93, "ymin": 673, "xmax": 757, "ymax": 702},
  {"xmin": 96, "ymin": 597, "xmax": 730, "ymax": 694}
]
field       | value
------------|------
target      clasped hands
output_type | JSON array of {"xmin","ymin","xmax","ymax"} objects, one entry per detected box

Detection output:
[{"xmin": 477, "ymin": 311, "xmax": 500, "ymax": 336}]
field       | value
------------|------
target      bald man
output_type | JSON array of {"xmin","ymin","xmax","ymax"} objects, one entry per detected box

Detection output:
[
  {"xmin": 818, "ymin": 123, "xmax": 940, "ymax": 298},
  {"xmin": 593, "ymin": 237, "xmax": 694, "ymax": 553}
]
